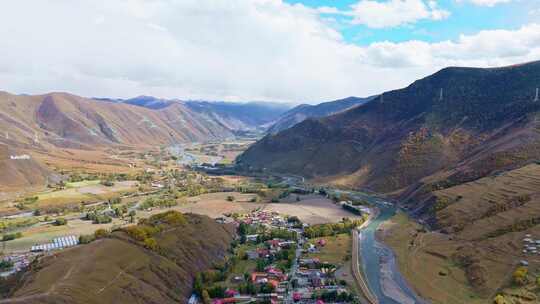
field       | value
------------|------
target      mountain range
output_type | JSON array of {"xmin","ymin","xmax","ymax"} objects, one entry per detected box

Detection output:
[
  {"xmin": 0, "ymin": 90, "xmax": 366, "ymax": 192},
  {"xmin": 267, "ymin": 96, "xmax": 375, "ymax": 134},
  {"xmin": 96, "ymin": 96, "xmax": 292, "ymax": 131},
  {"xmin": 239, "ymin": 61, "xmax": 540, "ymax": 213}
]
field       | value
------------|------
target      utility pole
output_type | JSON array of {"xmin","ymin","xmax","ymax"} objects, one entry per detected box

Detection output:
[
  {"xmin": 535, "ymin": 88, "xmax": 539, "ymax": 102},
  {"xmin": 34, "ymin": 132, "xmax": 39, "ymax": 144},
  {"xmin": 439, "ymin": 88, "xmax": 444, "ymax": 101},
  {"xmin": 5, "ymin": 132, "xmax": 8, "ymax": 140}
]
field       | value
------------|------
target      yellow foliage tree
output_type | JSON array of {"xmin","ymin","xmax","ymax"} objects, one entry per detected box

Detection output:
[
  {"xmin": 493, "ymin": 294, "xmax": 505, "ymax": 304},
  {"xmin": 513, "ymin": 266, "xmax": 528, "ymax": 285},
  {"xmin": 143, "ymin": 237, "xmax": 158, "ymax": 251}
]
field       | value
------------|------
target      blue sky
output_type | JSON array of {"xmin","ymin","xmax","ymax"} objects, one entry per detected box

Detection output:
[{"xmin": 286, "ymin": 0, "xmax": 532, "ymax": 44}]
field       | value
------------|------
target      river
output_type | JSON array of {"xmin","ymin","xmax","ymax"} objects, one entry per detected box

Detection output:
[{"xmin": 341, "ymin": 191, "xmax": 428, "ymax": 304}]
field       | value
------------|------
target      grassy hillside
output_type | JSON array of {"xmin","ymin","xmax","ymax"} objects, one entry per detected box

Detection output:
[
  {"xmin": 3, "ymin": 212, "xmax": 234, "ymax": 304},
  {"xmin": 383, "ymin": 164, "xmax": 540, "ymax": 303}
]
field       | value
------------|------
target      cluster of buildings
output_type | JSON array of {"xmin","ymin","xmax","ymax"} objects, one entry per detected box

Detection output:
[
  {"xmin": 521, "ymin": 234, "xmax": 540, "ymax": 265},
  {"xmin": 1, "ymin": 235, "xmax": 79, "ymax": 278},
  {"xmin": 0, "ymin": 253, "xmax": 35, "ymax": 278},
  {"xmin": 207, "ymin": 210, "xmax": 354, "ymax": 304},
  {"xmin": 235, "ymin": 210, "xmax": 291, "ymax": 228}
]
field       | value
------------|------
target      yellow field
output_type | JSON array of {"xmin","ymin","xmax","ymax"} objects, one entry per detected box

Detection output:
[
  {"xmin": 33, "ymin": 181, "xmax": 137, "ymax": 208},
  {"xmin": 65, "ymin": 180, "xmax": 101, "ymax": 188},
  {"xmin": 3, "ymin": 217, "xmax": 126, "ymax": 253}
]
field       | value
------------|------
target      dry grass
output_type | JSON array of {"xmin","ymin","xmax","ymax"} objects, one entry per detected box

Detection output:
[
  {"xmin": 380, "ymin": 213, "xmax": 485, "ymax": 304},
  {"xmin": 262, "ymin": 195, "xmax": 362, "ymax": 225},
  {"xmin": 304, "ymin": 233, "xmax": 352, "ymax": 266}
]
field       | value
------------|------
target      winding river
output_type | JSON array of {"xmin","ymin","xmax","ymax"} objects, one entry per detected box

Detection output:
[{"xmin": 335, "ymin": 190, "xmax": 428, "ymax": 304}]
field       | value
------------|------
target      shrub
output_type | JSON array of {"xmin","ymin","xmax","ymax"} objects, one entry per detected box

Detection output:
[
  {"xmin": 100, "ymin": 179, "xmax": 115, "ymax": 187},
  {"xmin": 0, "ymin": 260, "xmax": 13, "ymax": 270},
  {"xmin": 94, "ymin": 229, "xmax": 110, "ymax": 239},
  {"xmin": 494, "ymin": 294, "xmax": 505, "ymax": 304},
  {"xmin": 2, "ymin": 232, "xmax": 22, "ymax": 242},
  {"xmin": 226, "ymin": 195, "xmax": 235, "ymax": 202},
  {"xmin": 513, "ymin": 266, "xmax": 528, "ymax": 285},
  {"xmin": 53, "ymin": 218, "xmax": 68, "ymax": 226},
  {"xmin": 94, "ymin": 214, "xmax": 112, "ymax": 224},
  {"xmin": 79, "ymin": 234, "xmax": 96, "ymax": 244},
  {"xmin": 143, "ymin": 237, "xmax": 158, "ymax": 251},
  {"xmin": 148, "ymin": 211, "xmax": 186, "ymax": 226}
]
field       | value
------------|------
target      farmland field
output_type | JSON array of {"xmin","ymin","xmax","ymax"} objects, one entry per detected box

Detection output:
[{"xmin": 304, "ymin": 233, "xmax": 352, "ymax": 265}]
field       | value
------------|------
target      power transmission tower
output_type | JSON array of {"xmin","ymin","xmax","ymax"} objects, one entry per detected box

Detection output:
[
  {"xmin": 439, "ymin": 88, "xmax": 444, "ymax": 101},
  {"xmin": 535, "ymin": 88, "xmax": 539, "ymax": 102},
  {"xmin": 34, "ymin": 132, "xmax": 39, "ymax": 144}
]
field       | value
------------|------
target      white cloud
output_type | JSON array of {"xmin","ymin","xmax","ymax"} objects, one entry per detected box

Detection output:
[
  {"xmin": 349, "ymin": 0, "xmax": 450, "ymax": 28},
  {"xmin": 459, "ymin": 0, "xmax": 512, "ymax": 7},
  {"xmin": 0, "ymin": 1, "xmax": 538, "ymax": 103}
]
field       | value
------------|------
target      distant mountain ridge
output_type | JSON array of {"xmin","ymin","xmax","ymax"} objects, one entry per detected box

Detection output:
[
  {"xmin": 267, "ymin": 96, "xmax": 375, "ymax": 133},
  {"xmin": 94, "ymin": 96, "xmax": 292, "ymax": 131}
]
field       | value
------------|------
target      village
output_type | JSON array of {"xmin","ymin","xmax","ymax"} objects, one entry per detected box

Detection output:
[
  {"xmin": 0, "ymin": 142, "xmax": 370, "ymax": 303},
  {"xmin": 191, "ymin": 208, "xmax": 365, "ymax": 304}
]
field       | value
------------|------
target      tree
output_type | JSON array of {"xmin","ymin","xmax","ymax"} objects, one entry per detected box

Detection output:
[
  {"xmin": 493, "ymin": 294, "xmax": 505, "ymax": 304},
  {"xmin": 0, "ymin": 260, "xmax": 13, "ymax": 270},
  {"xmin": 128, "ymin": 210, "xmax": 136, "ymax": 223},
  {"xmin": 53, "ymin": 218, "xmax": 67, "ymax": 226},
  {"xmin": 2, "ymin": 232, "xmax": 22, "ymax": 242},
  {"xmin": 202, "ymin": 290, "xmax": 211, "ymax": 304},
  {"xmin": 513, "ymin": 266, "xmax": 528, "ymax": 285},
  {"xmin": 144, "ymin": 237, "xmax": 158, "ymax": 251},
  {"xmin": 79, "ymin": 234, "xmax": 96, "ymax": 244},
  {"xmin": 226, "ymin": 195, "xmax": 235, "ymax": 202}
]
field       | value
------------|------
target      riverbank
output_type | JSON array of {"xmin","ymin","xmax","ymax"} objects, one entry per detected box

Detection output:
[
  {"xmin": 352, "ymin": 207, "xmax": 379, "ymax": 304},
  {"xmin": 378, "ymin": 212, "xmax": 484, "ymax": 304}
]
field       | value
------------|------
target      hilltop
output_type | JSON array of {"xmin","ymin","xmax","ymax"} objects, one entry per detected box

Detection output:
[
  {"xmin": 267, "ymin": 96, "xmax": 374, "ymax": 134},
  {"xmin": 2, "ymin": 212, "xmax": 234, "ymax": 304}
]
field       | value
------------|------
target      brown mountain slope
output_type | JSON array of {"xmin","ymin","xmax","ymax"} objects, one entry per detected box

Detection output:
[
  {"xmin": 0, "ymin": 91, "xmax": 234, "ymax": 149},
  {"xmin": 0, "ymin": 91, "xmax": 235, "ymax": 191},
  {"xmin": 0, "ymin": 144, "xmax": 50, "ymax": 193},
  {"xmin": 383, "ymin": 164, "xmax": 540, "ymax": 302},
  {"xmin": 238, "ymin": 61, "xmax": 540, "ymax": 196},
  {"xmin": 3, "ymin": 212, "xmax": 234, "ymax": 304}
]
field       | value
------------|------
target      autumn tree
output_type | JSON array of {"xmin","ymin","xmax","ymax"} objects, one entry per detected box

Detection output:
[{"xmin": 513, "ymin": 266, "xmax": 528, "ymax": 285}]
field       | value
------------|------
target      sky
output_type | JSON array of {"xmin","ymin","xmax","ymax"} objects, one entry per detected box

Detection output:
[{"xmin": 0, "ymin": 0, "xmax": 539, "ymax": 103}]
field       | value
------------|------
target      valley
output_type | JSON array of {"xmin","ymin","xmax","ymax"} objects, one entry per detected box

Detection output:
[{"xmin": 2, "ymin": 61, "xmax": 540, "ymax": 304}]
